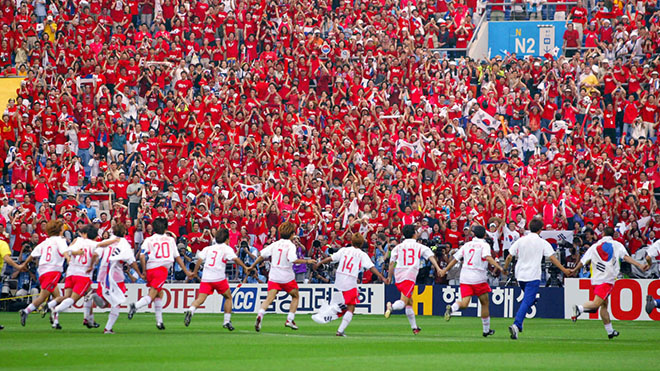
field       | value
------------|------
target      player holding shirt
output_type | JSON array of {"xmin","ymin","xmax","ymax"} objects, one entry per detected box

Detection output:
[
  {"xmin": 184, "ymin": 228, "xmax": 252, "ymax": 330},
  {"xmin": 312, "ymin": 233, "xmax": 386, "ymax": 336},
  {"xmin": 249, "ymin": 222, "xmax": 315, "ymax": 332},
  {"xmin": 19, "ymin": 220, "xmax": 71, "ymax": 327},
  {"xmin": 384, "ymin": 224, "xmax": 442, "ymax": 335},
  {"xmin": 48, "ymin": 224, "xmax": 101, "ymax": 329},
  {"xmin": 571, "ymin": 227, "xmax": 648, "ymax": 338},
  {"xmin": 644, "ymin": 240, "xmax": 660, "ymax": 314},
  {"xmin": 128, "ymin": 218, "xmax": 192, "ymax": 329},
  {"xmin": 441, "ymin": 226, "xmax": 503, "ymax": 337},
  {"xmin": 91, "ymin": 223, "xmax": 143, "ymax": 334}
]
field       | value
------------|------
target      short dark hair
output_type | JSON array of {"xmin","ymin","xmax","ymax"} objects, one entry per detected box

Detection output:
[
  {"xmin": 472, "ymin": 225, "xmax": 486, "ymax": 239},
  {"xmin": 529, "ymin": 219, "xmax": 544, "ymax": 233},
  {"xmin": 215, "ymin": 228, "xmax": 229, "ymax": 243},
  {"xmin": 402, "ymin": 224, "xmax": 416, "ymax": 239},
  {"xmin": 152, "ymin": 217, "xmax": 168, "ymax": 235},
  {"xmin": 113, "ymin": 223, "xmax": 127, "ymax": 237},
  {"xmin": 603, "ymin": 226, "xmax": 614, "ymax": 237},
  {"xmin": 83, "ymin": 224, "xmax": 99, "ymax": 240}
]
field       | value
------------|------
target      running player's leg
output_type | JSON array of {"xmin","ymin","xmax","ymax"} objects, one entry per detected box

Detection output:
[
  {"xmin": 336, "ymin": 304, "xmax": 355, "ymax": 336},
  {"xmin": 154, "ymin": 289, "xmax": 165, "ymax": 328},
  {"xmin": 478, "ymin": 293, "xmax": 494, "ymax": 337},
  {"xmin": 105, "ymin": 305, "xmax": 120, "ymax": 334},
  {"xmin": 129, "ymin": 287, "xmax": 160, "ymax": 319},
  {"xmin": 23, "ymin": 289, "xmax": 51, "ymax": 318},
  {"xmin": 446, "ymin": 294, "xmax": 471, "ymax": 320},
  {"xmin": 403, "ymin": 295, "xmax": 419, "ymax": 332},
  {"xmin": 220, "ymin": 288, "xmax": 234, "ymax": 330},
  {"xmin": 285, "ymin": 289, "xmax": 299, "ymax": 329},
  {"xmin": 255, "ymin": 289, "xmax": 278, "ymax": 331},
  {"xmin": 599, "ymin": 297, "xmax": 618, "ymax": 338}
]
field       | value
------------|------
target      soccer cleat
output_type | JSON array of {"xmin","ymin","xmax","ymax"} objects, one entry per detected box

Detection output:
[
  {"xmin": 223, "ymin": 322, "xmax": 235, "ymax": 331},
  {"xmin": 608, "ymin": 330, "xmax": 619, "ymax": 339},
  {"xmin": 444, "ymin": 305, "xmax": 452, "ymax": 322},
  {"xmin": 19, "ymin": 309, "xmax": 28, "ymax": 327},
  {"xmin": 645, "ymin": 295, "xmax": 656, "ymax": 315},
  {"xmin": 184, "ymin": 311, "xmax": 192, "ymax": 327},
  {"xmin": 571, "ymin": 305, "xmax": 580, "ymax": 322},
  {"xmin": 508, "ymin": 324, "xmax": 519, "ymax": 340},
  {"xmin": 92, "ymin": 293, "xmax": 106, "ymax": 307},
  {"xmin": 412, "ymin": 327, "xmax": 421, "ymax": 335},
  {"xmin": 285, "ymin": 320, "xmax": 299, "ymax": 330},
  {"xmin": 83, "ymin": 319, "xmax": 100, "ymax": 329},
  {"xmin": 103, "ymin": 329, "xmax": 115, "ymax": 334},
  {"xmin": 156, "ymin": 323, "xmax": 165, "ymax": 330},
  {"xmin": 38, "ymin": 303, "xmax": 48, "ymax": 317},
  {"xmin": 42, "ymin": 306, "xmax": 51, "ymax": 319},
  {"xmin": 384, "ymin": 302, "xmax": 392, "ymax": 319},
  {"xmin": 336, "ymin": 331, "xmax": 346, "ymax": 337},
  {"xmin": 52, "ymin": 323, "xmax": 62, "ymax": 330},
  {"xmin": 255, "ymin": 316, "xmax": 262, "ymax": 332},
  {"xmin": 483, "ymin": 329, "xmax": 495, "ymax": 337},
  {"xmin": 127, "ymin": 303, "xmax": 137, "ymax": 320}
]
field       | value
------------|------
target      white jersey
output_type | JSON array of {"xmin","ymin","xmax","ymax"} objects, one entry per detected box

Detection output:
[
  {"xmin": 97, "ymin": 238, "xmax": 136, "ymax": 288},
  {"xmin": 141, "ymin": 234, "xmax": 179, "ymax": 270},
  {"xmin": 454, "ymin": 238, "xmax": 491, "ymax": 285},
  {"xmin": 31, "ymin": 236, "xmax": 68, "ymax": 276},
  {"xmin": 260, "ymin": 239, "xmax": 298, "ymax": 283},
  {"xmin": 66, "ymin": 238, "xmax": 97, "ymax": 278},
  {"xmin": 197, "ymin": 243, "xmax": 237, "ymax": 282},
  {"xmin": 390, "ymin": 239, "xmax": 434, "ymax": 283},
  {"xmin": 509, "ymin": 233, "xmax": 554, "ymax": 282},
  {"xmin": 647, "ymin": 240, "xmax": 660, "ymax": 259},
  {"xmin": 581, "ymin": 237, "xmax": 628, "ymax": 285},
  {"xmin": 331, "ymin": 247, "xmax": 374, "ymax": 291}
]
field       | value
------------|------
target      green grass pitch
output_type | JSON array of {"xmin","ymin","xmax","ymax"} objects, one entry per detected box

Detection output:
[{"xmin": 1, "ymin": 312, "xmax": 659, "ymax": 370}]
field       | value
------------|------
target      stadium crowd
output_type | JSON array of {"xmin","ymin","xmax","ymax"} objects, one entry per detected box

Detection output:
[{"xmin": 0, "ymin": 0, "xmax": 660, "ymax": 288}]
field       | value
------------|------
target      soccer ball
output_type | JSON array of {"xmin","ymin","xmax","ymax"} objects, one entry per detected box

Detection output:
[{"xmin": 583, "ymin": 96, "xmax": 592, "ymax": 105}]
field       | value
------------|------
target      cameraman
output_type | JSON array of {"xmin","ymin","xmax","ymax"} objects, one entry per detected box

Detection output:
[{"xmin": 238, "ymin": 239, "xmax": 258, "ymax": 280}]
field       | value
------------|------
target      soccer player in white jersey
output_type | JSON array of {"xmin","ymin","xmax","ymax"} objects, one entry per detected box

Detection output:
[
  {"xmin": 312, "ymin": 233, "xmax": 386, "ymax": 336},
  {"xmin": 440, "ymin": 226, "xmax": 503, "ymax": 337},
  {"xmin": 184, "ymin": 228, "xmax": 252, "ymax": 330},
  {"xmin": 19, "ymin": 220, "xmax": 71, "ymax": 327},
  {"xmin": 249, "ymin": 222, "xmax": 315, "ymax": 332},
  {"xmin": 503, "ymin": 219, "xmax": 570, "ymax": 340},
  {"xmin": 47, "ymin": 224, "xmax": 101, "ymax": 329},
  {"xmin": 92, "ymin": 223, "xmax": 143, "ymax": 334},
  {"xmin": 571, "ymin": 227, "xmax": 648, "ymax": 338},
  {"xmin": 127, "ymin": 218, "xmax": 192, "ymax": 329},
  {"xmin": 644, "ymin": 240, "xmax": 660, "ymax": 314},
  {"xmin": 384, "ymin": 224, "xmax": 442, "ymax": 335}
]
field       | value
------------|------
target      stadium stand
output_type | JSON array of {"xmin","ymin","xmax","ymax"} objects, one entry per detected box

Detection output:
[{"xmin": 0, "ymin": 0, "xmax": 659, "ymax": 288}]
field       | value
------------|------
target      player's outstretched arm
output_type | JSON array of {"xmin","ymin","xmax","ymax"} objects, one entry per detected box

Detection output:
[
  {"xmin": 293, "ymin": 258, "xmax": 316, "ymax": 265},
  {"xmin": 232, "ymin": 257, "xmax": 252, "ymax": 272},
  {"xmin": 131, "ymin": 261, "xmax": 145, "ymax": 280},
  {"xmin": 87, "ymin": 252, "xmax": 100, "ymax": 274},
  {"xmin": 623, "ymin": 255, "xmax": 649, "ymax": 271},
  {"xmin": 440, "ymin": 258, "xmax": 458, "ymax": 277},
  {"xmin": 249, "ymin": 256, "xmax": 265, "ymax": 271},
  {"xmin": 314, "ymin": 256, "xmax": 333, "ymax": 269},
  {"xmin": 486, "ymin": 256, "xmax": 504, "ymax": 272},
  {"xmin": 549, "ymin": 255, "xmax": 571, "ymax": 276},
  {"xmin": 175, "ymin": 256, "xmax": 193, "ymax": 277},
  {"xmin": 503, "ymin": 254, "xmax": 514, "ymax": 271},
  {"xmin": 369, "ymin": 266, "xmax": 386, "ymax": 282},
  {"xmin": 97, "ymin": 238, "xmax": 120, "ymax": 248},
  {"xmin": 429, "ymin": 255, "xmax": 442, "ymax": 276},
  {"xmin": 191, "ymin": 258, "xmax": 203, "ymax": 279},
  {"xmin": 385, "ymin": 260, "xmax": 395, "ymax": 284}
]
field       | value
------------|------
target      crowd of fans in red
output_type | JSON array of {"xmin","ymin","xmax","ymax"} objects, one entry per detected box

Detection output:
[{"xmin": 0, "ymin": 0, "xmax": 659, "ymax": 268}]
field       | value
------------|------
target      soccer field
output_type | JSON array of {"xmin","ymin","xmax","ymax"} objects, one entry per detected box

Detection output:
[{"xmin": 2, "ymin": 313, "xmax": 659, "ymax": 370}]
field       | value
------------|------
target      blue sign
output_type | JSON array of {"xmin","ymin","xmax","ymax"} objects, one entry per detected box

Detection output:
[
  {"xmin": 385, "ymin": 284, "xmax": 565, "ymax": 318},
  {"xmin": 488, "ymin": 21, "xmax": 567, "ymax": 58}
]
